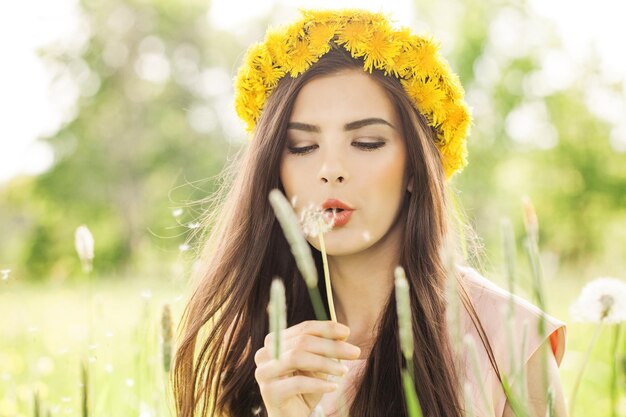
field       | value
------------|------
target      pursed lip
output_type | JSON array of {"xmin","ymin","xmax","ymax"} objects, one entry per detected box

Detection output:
[{"xmin": 321, "ymin": 199, "xmax": 354, "ymax": 211}]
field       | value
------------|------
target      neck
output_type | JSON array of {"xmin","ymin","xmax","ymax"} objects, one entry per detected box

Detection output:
[{"xmin": 326, "ymin": 217, "xmax": 403, "ymax": 359}]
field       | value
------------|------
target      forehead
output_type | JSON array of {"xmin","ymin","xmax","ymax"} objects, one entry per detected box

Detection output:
[{"xmin": 290, "ymin": 70, "xmax": 399, "ymax": 126}]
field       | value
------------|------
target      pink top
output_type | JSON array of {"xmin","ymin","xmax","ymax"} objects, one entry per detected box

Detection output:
[{"xmin": 312, "ymin": 266, "xmax": 567, "ymax": 417}]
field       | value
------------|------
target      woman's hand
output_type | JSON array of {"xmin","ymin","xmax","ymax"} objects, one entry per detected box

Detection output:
[{"xmin": 254, "ymin": 320, "xmax": 362, "ymax": 417}]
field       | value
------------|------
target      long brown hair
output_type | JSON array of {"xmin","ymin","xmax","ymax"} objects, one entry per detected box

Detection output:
[{"xmin": 172, "ymin": 45, "xmax": 501, "ymax": 417}]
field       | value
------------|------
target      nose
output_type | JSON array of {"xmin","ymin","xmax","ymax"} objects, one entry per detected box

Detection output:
[{"xmin": 317, "ymin": 150, "xmax": 348, "ymax": 184}]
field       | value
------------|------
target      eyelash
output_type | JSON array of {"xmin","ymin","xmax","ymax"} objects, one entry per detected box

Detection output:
[{"xmin": 286, "ymin": 141, "xmax": 385, "ymax": 155}]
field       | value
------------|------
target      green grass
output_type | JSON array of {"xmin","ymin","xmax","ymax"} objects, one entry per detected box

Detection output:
[
  {"xmin": 0, "ymin": 266, "xmax": 623, "ymax": 417},
  {"xmin": 0, "ymin": 274, "xmax": 188, "ymax": 417}
]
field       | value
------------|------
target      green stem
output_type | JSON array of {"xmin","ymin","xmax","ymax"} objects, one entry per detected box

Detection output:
[
  {"xmin": 569, "ymin": 320, "xmax": 603, "ymax": 417},
  {"xmin": 317, "ymin": 219, "xmax": 336, "ymax": 322},
  {"xmin": 610, "ymin": 323, "xmax": 622, "ymax": 417}
]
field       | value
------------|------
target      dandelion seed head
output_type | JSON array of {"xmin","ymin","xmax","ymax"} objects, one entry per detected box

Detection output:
[
  {"xmin": 171, "ymin": 208, "xmax": 183, "ymax": 217},
  {"xmin": 74, "ymin": 225, "xmax": 94, "ymax": 272},
  {"xmin": 570, "ymin": 277, "xmax": 626, "ymax": 324},
  {"xmin": 179, "ymin": 243, "xmax": 190, "ymax": 252},
  {"xmin": 300, "ymin": 204, "xmax": 334, "ymax": 238},
  {"xmin": 1, "ymin": 269, "xmax": 10, "ymax": 281}
]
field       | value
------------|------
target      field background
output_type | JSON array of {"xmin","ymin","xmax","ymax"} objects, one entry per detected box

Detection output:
[{"xmin": 1, "ymin": 0, "xmax": 625, "ymax": 416}]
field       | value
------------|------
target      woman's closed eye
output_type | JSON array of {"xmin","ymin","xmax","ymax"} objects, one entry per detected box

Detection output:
[{"xmin": 286, "ymin": 141, "xmax": 386, "ymax": 155}]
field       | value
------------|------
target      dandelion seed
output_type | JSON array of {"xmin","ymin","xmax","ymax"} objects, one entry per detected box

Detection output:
[
  {"xmin": 141, "ymin": 290, "xmax": 152, "ymax": 300},
  {"xmin": 267, "ymin": 278, "xmax": 287, "ymax": 359},
  {"xmin": 171, "ymin": 208, "xmax": 183, "ymax": 217},
  {"xmin": 570, "ymin": 277, "xmax": 626, "ymax": 324},
  {"xmin": 74, "ymin": 225, "xmax": 94, "ymax": 273},
  {"xmin": 1, "ymin": 269, "xmax": 10, "ymax": 281},
  {"xmin": 61, "ymin": 397, "xmax": 71, "ymax": 403},
  {"xmin": 104, "ymin": 363, "xmax": 113, "ymax": 373},
  {"xmin": 88, "ymin": 344, "xmax": 98, "ymax": 350},
  {"xmin": 187, "ymin": 222, "xmax": 200, "ymax": 229},
  {"xmin": 125, "ymin": 378, "xmax": 134, "ymax": 387},
  {"xmin": 27, "ymin": 326, "xmax": 39, "ymax": 333},
  {"xmin": 178, "ymin": 243, "xmax": 190, "ymax": 252},
  {"xmin": 300, "ymin": 204, "xmax": 334, "ymax": 238},
  {"xmin": 105, "ymin": 331, "xmax": 114, "ymax": 338},
  {"xmin": 1, "ymin": 372, "xmax": 11, "ymax": 381}
]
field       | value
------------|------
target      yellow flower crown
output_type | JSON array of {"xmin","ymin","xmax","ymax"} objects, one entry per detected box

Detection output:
[{"xmin": 233, "ymin": 9, "xmax": 471, "ymax": 178}]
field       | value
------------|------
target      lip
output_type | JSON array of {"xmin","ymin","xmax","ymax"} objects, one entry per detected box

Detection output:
[
  {"xmin": 321, "ymin": 199, "xmax": 354, "ymax": 211},
  {"xmin": 321, "ymin": 199, "xmax": 354, "ymax": 228}
]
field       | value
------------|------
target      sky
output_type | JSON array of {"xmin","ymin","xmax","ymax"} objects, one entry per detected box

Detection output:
[{"xmin": 0, "ymin": 0, "xmax": 624, "ymax": 185}]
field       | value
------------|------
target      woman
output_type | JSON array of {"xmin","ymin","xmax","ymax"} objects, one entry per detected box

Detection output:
[{"xmin": 172, "ymin": 9, "xmax": 567, "ymax": 417}]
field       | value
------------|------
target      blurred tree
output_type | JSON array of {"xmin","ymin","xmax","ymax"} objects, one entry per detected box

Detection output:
[{"xmin": 3, "ymin": 0, "xmax": 248, "ymax": 279}]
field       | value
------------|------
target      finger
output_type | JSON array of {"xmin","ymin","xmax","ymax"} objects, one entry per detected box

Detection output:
[
  {"xmin": 263, "ymin": 333, "xmax": 361, "ymax": 361},
  {"xmin": 264, "ymin": 320, "xmax": 350, "ymax": 347},
  {"xmin": 264, "ymin": 374, "xmax": 338, "ymax": 400},
  {"xmin": 255, "ymin": 350, "xmax": 349, "ymax": 381},
  {"xmin": 283, "ymin": 333, "xmax": 361, "ymax": 360}
]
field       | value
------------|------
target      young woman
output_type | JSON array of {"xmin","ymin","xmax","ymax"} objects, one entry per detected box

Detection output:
[{"xmin": 172, "ymin": 9, "xmax": 567, "ymax": 417}]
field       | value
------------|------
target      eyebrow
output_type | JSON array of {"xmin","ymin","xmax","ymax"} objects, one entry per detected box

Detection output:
[{"xmin": 287, "ymin": 117, "xmax": 396, "ymax": 133}]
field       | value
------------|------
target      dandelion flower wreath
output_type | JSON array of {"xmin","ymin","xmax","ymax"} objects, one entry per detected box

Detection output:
[{"xmin": 234, "ymin": 8, "xmax": 472, "ymax": 179}]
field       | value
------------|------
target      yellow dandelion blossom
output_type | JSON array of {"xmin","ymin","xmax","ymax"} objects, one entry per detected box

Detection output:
[
  {"xmin": 336, "ymin": 18, "xmax": 371, "ymax": 57},
  {"xmin": 265, "ymin": 27, "xmax": 291, "ymax": 67},
  {"xmin": 410, "ymin": 40, "xmax": 443, "ymax": 79},
  {"xmin": 287, "ymin": 38, "xmax": 315, "ymax": 77},
  {"xmin": 402, "ymin": 78, "xmax": 447, "ymax": 123},
  {"xmin": 246, "ymin": 44, "xmax": 284, "ymax": 89},
  {"xmin": 362, "ymin": 29, "xmax": 401, "ymax": 73},
  {"xmin": 306, "ymin": 21, "xmax": 337, "ymax": 56}
]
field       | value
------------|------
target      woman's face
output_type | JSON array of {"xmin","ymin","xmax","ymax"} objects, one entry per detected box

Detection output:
[{"xmin": 279, "ymin": 69, "xmax": 411, "ymax": 255}]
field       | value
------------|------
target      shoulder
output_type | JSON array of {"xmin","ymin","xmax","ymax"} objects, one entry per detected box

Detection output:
[{"xmin": 456, "ymin": 264, "xmax": 567, "ymax": 368}]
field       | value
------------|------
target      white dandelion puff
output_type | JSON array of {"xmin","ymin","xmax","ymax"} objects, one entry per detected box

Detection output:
[
  {"xmin": 1, "ymin": 269, "xmax": 10, "ymax": 280},
  {"xmin": 75, "ymin": 225, "xmax": 94, "ymax": 272},
  {"xmin": 570, "ymin": 277, "xmax": 626, "ymax": 324},
  {"xmin": 171, "ymin": 208, "xmax": 183, "ymax": 217},
  {"xmin": 300, "ymin": 204, "xmax": 334, "ymax": 238},
  {"xmin": 125, "ymin": 378, "xmax": 134, "ymax": 387},
  {"xmin": 178, "ymin": 243, "xmax": 190, "ymax": 252}
]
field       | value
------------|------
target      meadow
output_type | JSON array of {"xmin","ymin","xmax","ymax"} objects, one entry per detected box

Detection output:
[{"xmin": 1, "ymin": 250, "xmax": 623, "ymax": 417}]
